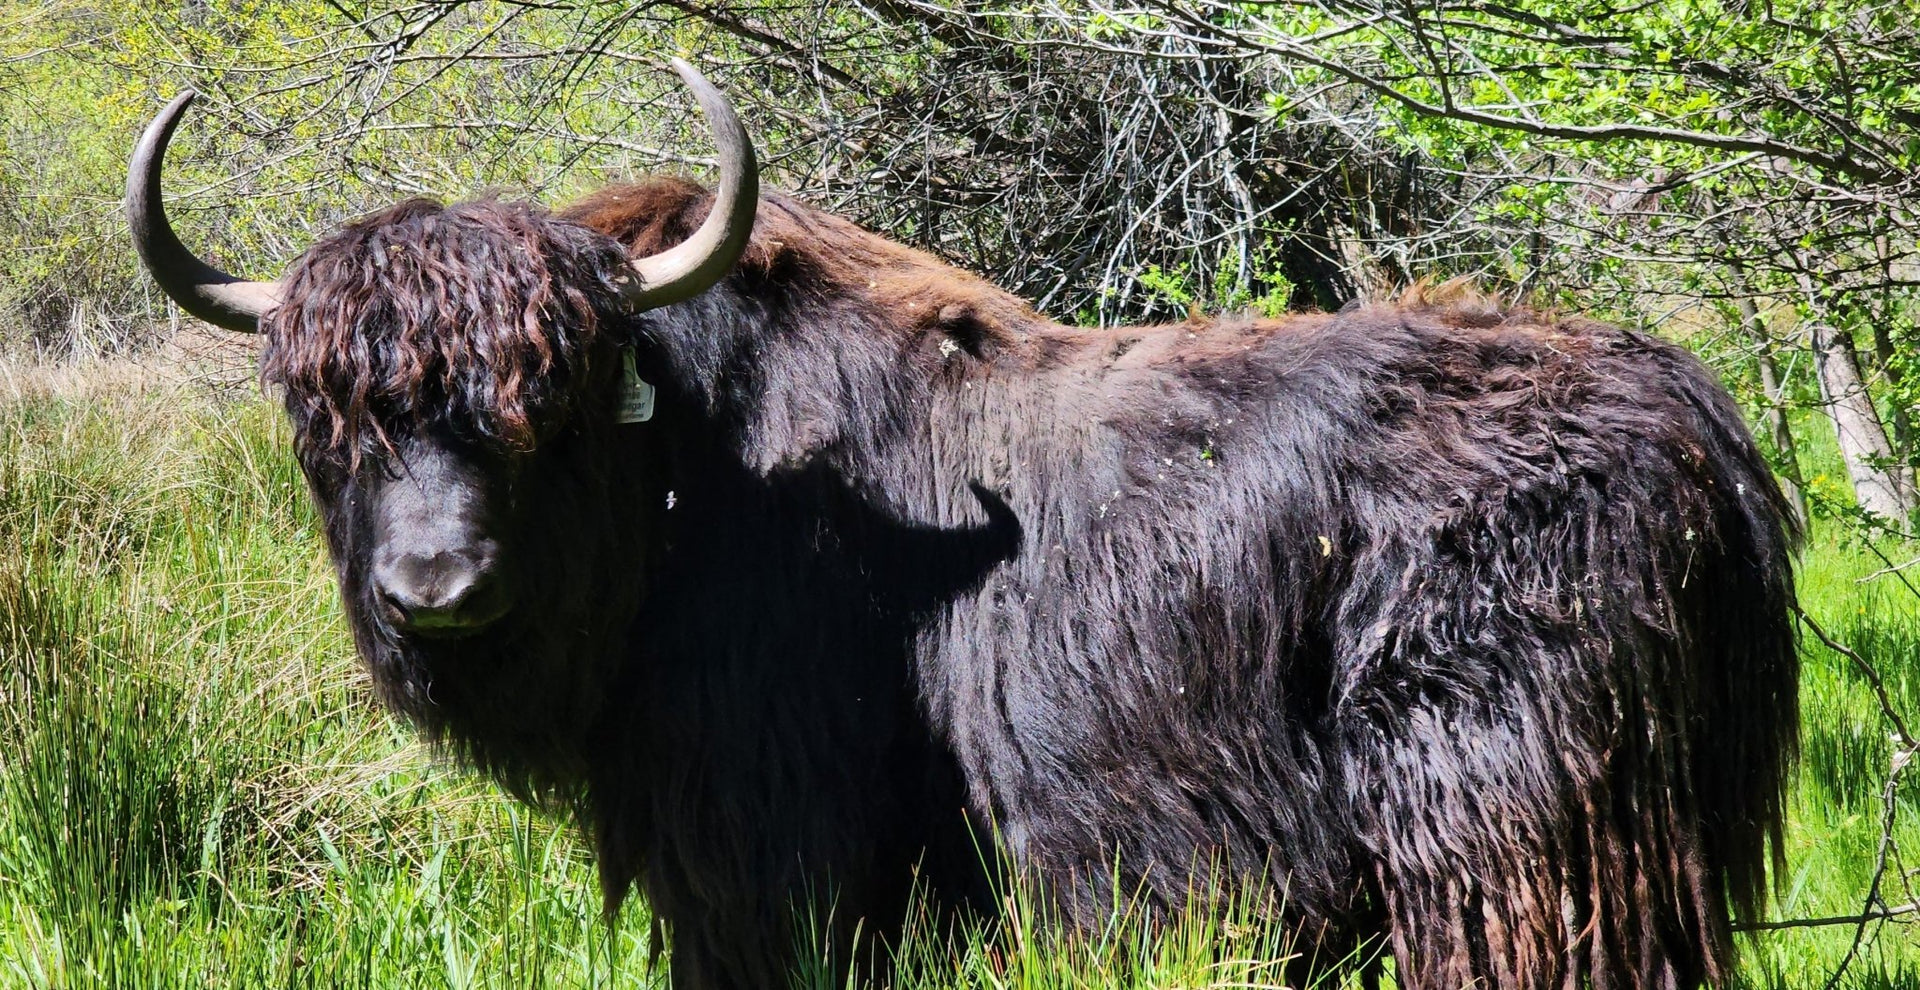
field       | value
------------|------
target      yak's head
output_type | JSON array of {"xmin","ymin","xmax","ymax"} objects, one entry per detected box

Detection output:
[{"xmin": 126, "ymin": 62, "xmax": 758, "ymax": 798}]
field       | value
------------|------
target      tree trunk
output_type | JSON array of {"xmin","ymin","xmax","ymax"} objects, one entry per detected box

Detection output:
[
  {"xmin": 1735, "ymin": 292, "xmax": 1808, "ymax": 524},
  {"xmin": 1809, "ymin": 315, "xmax": 1914, "ymax": 526}
]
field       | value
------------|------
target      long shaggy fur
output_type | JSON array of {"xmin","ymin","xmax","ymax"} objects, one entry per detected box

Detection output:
[
  {"xmin": 264, "ymin": 176, "xmax": 1799, "ymax": 990},
  {"xmin": 263, "ymin": 198, "xmax": 642, "ymax": 802}
]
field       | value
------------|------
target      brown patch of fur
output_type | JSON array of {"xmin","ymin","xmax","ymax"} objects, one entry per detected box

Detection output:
[
  {"xmin": 565, "ymin": 178, "xmax": 1037, "ymax": 357},
  {"xmin": 262, "ymin": 198, "xmax": 630, "ymax": 466}
]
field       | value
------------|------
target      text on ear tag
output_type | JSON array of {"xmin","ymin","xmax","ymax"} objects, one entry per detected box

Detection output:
[{"xmin": 616, "ymin": 347, "xmax": 656, "ymax": 423}]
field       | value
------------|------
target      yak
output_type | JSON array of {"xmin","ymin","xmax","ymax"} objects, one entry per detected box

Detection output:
[{"xmin": 128, "ymin": 62, "xmax": 1798, "ymax": 990}]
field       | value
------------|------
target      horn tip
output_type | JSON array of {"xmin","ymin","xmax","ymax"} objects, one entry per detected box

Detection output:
[{"xmin": 669, "ymin": 57, "xmax": 704, "ymax": 85}]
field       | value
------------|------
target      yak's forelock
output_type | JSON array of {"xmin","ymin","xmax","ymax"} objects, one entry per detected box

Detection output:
[{"xmin": 261, "ymin": 198, "xmax": 633, "ymax": 461}]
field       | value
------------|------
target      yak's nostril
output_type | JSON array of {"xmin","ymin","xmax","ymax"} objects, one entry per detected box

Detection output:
[
  {"xmin": 378, "ymin": 587, "xmax": 413, "ymax": 626},
  {"xmin": 372, "ymin": 552, "xmax": 511, "ymax": 638}
]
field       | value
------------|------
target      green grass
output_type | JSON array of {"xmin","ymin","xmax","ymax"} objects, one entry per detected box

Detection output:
[
  {"xmin": 0, "ymin": 364, "xmax": 1915, "ymax": 989},
  {"xmin": 0, "ymin": 375, "xmax": 652, "ymax": 988}
]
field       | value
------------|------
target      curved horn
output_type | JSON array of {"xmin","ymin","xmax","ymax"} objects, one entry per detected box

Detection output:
[
  {"xmin": 617, "ymin": 60, "xmax": 760, "ymax": 313},
  {"xmin": 127, "ymin": 91, "xmax": 282, "ymax": 333}
]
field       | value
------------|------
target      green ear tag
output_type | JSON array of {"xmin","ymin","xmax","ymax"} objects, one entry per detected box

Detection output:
[{"xmin": 616, "ymin": 347, "xmax": 656, "ymax": 423}]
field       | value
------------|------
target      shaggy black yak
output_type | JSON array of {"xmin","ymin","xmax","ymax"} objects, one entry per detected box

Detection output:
[{"xmin": 129, "ymin": 62, "xmax": 1798, "ymax": 990}]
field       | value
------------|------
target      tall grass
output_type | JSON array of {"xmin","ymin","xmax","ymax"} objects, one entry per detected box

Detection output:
[
  {"xmin": 0, "ymin": 371, "xmax": 652, "ymax": 988},
  {"xmin": 0, "ymin": 361, "xmax": 1915, "ymax": 988}
]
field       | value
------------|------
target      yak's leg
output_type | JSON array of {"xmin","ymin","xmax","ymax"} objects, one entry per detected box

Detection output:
[
  {"xmin": 1339, "ymin": 691, "xmax": 1716, "ymax": 990},
  {"xmin": 654, "ymin": 895, "xmax": 865, "ymax": 990},
  {"xmin": 1340, "ymin": 702, "xmax": 1574, "ymax": 990},
  {"xmin": 664, "ymin": 939, "xmax": 722, "ymax": 990},
  {"xmin": 1281, "ymin": 914, "xmax": 1389, "ymax": 990}
]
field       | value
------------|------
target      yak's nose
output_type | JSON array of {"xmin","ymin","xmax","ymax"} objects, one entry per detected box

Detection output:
[{"xmin": 372, "ymin": 550, "xmax": 512, "ymax": 637}]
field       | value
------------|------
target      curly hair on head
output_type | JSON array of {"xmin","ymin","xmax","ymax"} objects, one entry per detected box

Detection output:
[{"xmin": 260, "ymin": 197, "xmax": 633, "ymax": 466}]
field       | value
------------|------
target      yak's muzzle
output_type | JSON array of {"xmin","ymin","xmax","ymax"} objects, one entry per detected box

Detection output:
[
  {"xmin": 367, "ymin": 436, "xmax": 515, "ymax": 639},
  {"xmin": 373, "ymin": 545, "xmax": 512, "ymax": 638}
]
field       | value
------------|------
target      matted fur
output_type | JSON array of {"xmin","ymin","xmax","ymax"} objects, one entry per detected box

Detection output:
[{"xmin": 262, "ymin": 176, "xmax": 1798, "ymax": 990}]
